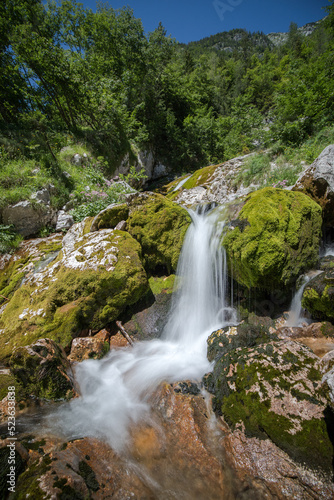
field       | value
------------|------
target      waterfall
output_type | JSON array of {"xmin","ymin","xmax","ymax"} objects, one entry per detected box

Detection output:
[
  {"xmin": 51, "ymin": 205, "xmax": 235, "ymax": 450},
  {"xmin": 285, "ymin": 276, "xmax": 311, "ymax": 327}
]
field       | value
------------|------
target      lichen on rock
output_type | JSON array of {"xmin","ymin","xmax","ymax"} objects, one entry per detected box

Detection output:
[
  {"xmin": 222, "ymin": 187, "xmax": 322, "ymax": 290},
  {"xmin": 206, "ymin": 339, "xmax": 333, "ymax": 475},
  {"xmin": 0, "ymin": 225, "xmax": 148, "ymax": 361}
]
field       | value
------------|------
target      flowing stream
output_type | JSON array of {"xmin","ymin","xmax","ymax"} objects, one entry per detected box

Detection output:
[
  {"xmin": 52, "ymin": 205, "xmax": 236, "ymax": 450},
  {"xmin": 285, "ymin": 276, "xmax": 311, "ymax": 327}
]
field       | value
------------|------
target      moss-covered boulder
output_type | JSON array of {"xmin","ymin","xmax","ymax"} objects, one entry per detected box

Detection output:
[
  {"xmin": 302, "ymin": 270, "xmax": 334, "ymax": 321},
  {"xmin": 10, "ymin": 338, "xmax": 74, "ymax": 400},
  {"xmin": 222, "ymin": 187, "xmax": 322, "ymax": 290},
  {"xmin": 207, "ymin": 316, "xmax": 278, "ymax": 362},
  {"xmin": 0, "ymin": 224, "xmax": 148, "ymax": 362},
  {"xmin": 127, "ymin": 193, "xmax": 191, "ymax": 273},
  {"xmin": 90, "ymin": 203, "xmax": 129, "ymax": 232},
  {"xmin": 206, "ymin": 339, "xmax": 333, "ymax": 475}
]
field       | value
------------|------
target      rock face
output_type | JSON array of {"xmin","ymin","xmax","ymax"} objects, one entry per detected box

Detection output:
[
  {"xmin": 221, "ymin": 421, "xmax": 334, "ymax": 500},
  {"xmin": 222, "ymin": 187, "xmax": 322, "ymax": 289},
  {"xmin": 293, "ymin": 144, "xmax": 334, "ymax": 227},
  {"xmin": 10, "ymin": 338, "xmax": 74, "ymax": 400},
  {"xmin": 302, "ymin": 269, "xmax": 334, "ymax": 321},
  {"xmin": 90, "ymin": 203, "xmax": 129, "ymax": 232},
  {"xmin": 2, "ymin": 191, "xmax": 57, "ymax": 237},
  {"xmin": 166, "ymin": 154, "xmax": 255, "ymax": 206},
  {"xmin": 55, "ymin": 210, "xmax": 74, "ymax": 232},
  {"xmin": 206, "ymin": 338, "xmax": 333, "ymax": 475},
  {"xmin": 0, "ymin": 223, "xmax": 148, "ymax": 361},
  {"xmin": 68, "ymin": 336, "xmax": 109, "ymax": 362},
  {"xmin": 127, "ymin": 192, "xmax": 191, "ymax": 273}
]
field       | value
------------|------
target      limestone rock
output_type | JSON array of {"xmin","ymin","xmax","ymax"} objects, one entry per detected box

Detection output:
[
  {"xmin": 10, "ymin": 338, "xmax": 74, "ymax": 400},
  {"xmin": 0, "ymin": 225, "xmax": 148, "ymax": 360},
  {"xmin": 55, "ymin": 210, "xmax": 74, "ymax": 232},
  {"xmin": 220, "ymin": 421, "xmax": 334, "ymax": 499},
  {"xmin": 68, "ymin": 336, "xmax": 109, "ymax": 362},
  {"xmin": 2, "ymin": 198, "xmax": 57, "ymax": 237},
  {"xmin": 293, "ymin": 144, "xmax": 334, "ymax": 227},
  {"xmin": 206, "ymin": 339, "xmax": 333, "ymax": 475},
  {"xmin": 222, "ymin": 187, "xmax": 322, "ymax": 289}
]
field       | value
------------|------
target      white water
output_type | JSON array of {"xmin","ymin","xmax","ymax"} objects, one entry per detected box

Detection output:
[
  {"xmin": 285, "ymin": 276, "xmax": 311, "ymax": 327},
  {"xmin": 52, "ymin": 206, "xmax": 235, "ymax": 450}
]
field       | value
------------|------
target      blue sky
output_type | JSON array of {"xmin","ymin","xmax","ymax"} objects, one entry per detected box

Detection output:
[{"xmin": 78, "ymin": 0, "xmax": 328, "ymax": 43}]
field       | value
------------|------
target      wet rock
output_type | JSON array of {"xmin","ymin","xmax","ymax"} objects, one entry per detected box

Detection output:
[
  {"xmin": 222, "ymin": 187, "xmax": 322, "ymax": 290},
  {"xmin": 10, "ymin": 338, "xmax": 75, "ymax": 400},
  {"xmin": 123, "ymin": 276, "xmax": 175, "ymax": 340},
  {"xmin": 276, "ymin": 323, "xmax": 334, "ymax": 357},
  {"xmin": 220, "ymin": 420, "xmax": 334, "ymax": 499},
  {"xmin": 207, "ymin": 316, "xmax": 278, "ymax": 362},
  {"xmin": 109, "ymin": 332, "xmax": 129, "ymax": 349},
  {"xmin": 293, "ymin": 144, "xmax": 334, "ymax": 227},
  {"xmin": 302, "ymin": 270, "xmax": 334, "ymax": 321},
  {"xmin": 207, "ymin": 339, "xmax": 334, "ymax": 475},
  {"xmin": 13, "ymin": 436, "xmax": 156, "ymax": 499},
  {"xmin": 68, "ymin": 336, "xmax": 109, "ymax": 362}
]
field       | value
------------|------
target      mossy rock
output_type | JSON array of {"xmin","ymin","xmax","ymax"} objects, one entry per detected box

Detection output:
[
  {"xmin": 207, "ymin": 316, "xmax": 278, "ymax": 362},
  {"xmin": 207, "ymin": 339, "xmax": 333, "ymax": 475},
  {"xmin": 148, "ymin": 275, "xmax": 175, "ymax": 296},
  {"xmin": 0, "ymin": 235, "xmax": 62, "ymax": 309},
  {"xmin": 90, "ymin": 203, "xmax": 129, "ymax": 231},
  {"xmin": 0, "ymin": 228, "xmax": 148, "ymax": 362},
  {"xmin": 181, "ymin": 164, "xmax": 219, "ymax": 190},
  {"xmin": 10, "ymin": 338, "xmax": 74, "ymax": 400},
  {"xmin": 0, "ymin": 372, "xmax": 19, "ymax": 401},
  {"xmin": 302, "ymin": 270, "xmax": 334, "ymax": 321},
  {"xmin": 222, "ymin": 187, "xmax": 322, "ymax": 290},
  {"xmin": 127, "ymin": 193, "xmax": 191, "ymax": 273}
]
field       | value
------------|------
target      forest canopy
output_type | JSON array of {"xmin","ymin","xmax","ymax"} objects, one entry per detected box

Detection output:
[{"xmin": 1, "ymin": 0, "xmax": 334, "ymax": 173}]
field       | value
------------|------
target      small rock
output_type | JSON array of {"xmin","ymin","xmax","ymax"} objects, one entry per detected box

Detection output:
[
  {"xmin": 55, "ymin": 210, "xmax": 74, "ymax": 232},
  {"xmin": 68, "ymin": 337, "xmax": 109, "ymax": 362}
]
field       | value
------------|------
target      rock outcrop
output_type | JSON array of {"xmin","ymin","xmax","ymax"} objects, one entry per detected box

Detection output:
[
  {"xmin": 222, "ymin": 187, "xmax": 322, "ymax": 289},
  {"xmin": 2, "ymin": 187, "xmax": 57, "ymax": 237},
  {"xmin": 293, "ymin": 144, "xmax": 334, "ymax": 228},
  {"xmin": 302, "ymin": 269, "xmax": 334, "ymax": 321},
  {"xmin": 206, "ymin": 338, "xmax": 333, "ymax": 476}
]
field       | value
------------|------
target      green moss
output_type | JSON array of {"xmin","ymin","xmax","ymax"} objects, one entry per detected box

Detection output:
[
  {"xmin": 127, "ymin": 193, "xmax": 191, "ymax": 273},
  {"xmin": 0, "ymin": 231, "xmax": 148, "ymax": 361},
  {"xmin": 182, "ymin": 164, "xmax": 219, "ymax": 190},
  {"xmin": 302, "ymin": 274, "xmax": 334, "ymax": 321},
  {"xmin": 78, "ymin": 460, "xmax": 99, "ymax": 492},
  {"xmin": 210, "ymin": 343, "xmax": 333, "ymax": 475},
  {"xmin": 223, "ymin": 187, "xmax": 322, "ymax": 289},
  {"xmin": 0, "ymin": 373, "xmax": 18, "ymax": 400},
  {"xmin": 148, "ymin": 275, "xmax": 175, "ymax": 296},
  {"xmin": 91, "ymin": 203, "xmax": 129, "ymax": 230},
  {"xmin": 13, "ymin": 454, "xmax": 51, "ymax": 499}
]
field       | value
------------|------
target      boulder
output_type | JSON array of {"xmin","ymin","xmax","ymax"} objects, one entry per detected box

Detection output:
[
  {"xmin": 206, "ymin": 339, "xmax": 334, "ymax": 475},
  {"xmin": 55, "ymin": 210, "xmax": 74, "ymax": 232},
  {"xmin": 2, "ymin": 197, "xmax": 57, "ymax": 237},
  {"xmin": 10, "ymin": 338, "xmax": 74, "ymax": 400},
  {"xmin": 68, "ymin": 336, "xmax": 109, "ymax": 362},
  {"xmin": 127, "ymin": 192, "xmax": 191, "ymax": 273},
  {"xmin": 302, "ymin": 270, "xmax": 334, "ymax": 321},
  {"xmin": 222, "ymin": 187, "xmax": 322, "ymax": 289},
  {"xmin": 293, "ymin": 144, "xmax": 334, "ymax": 227},
  {"xmin": 90, "ymin": 203, "xmax": 129, "ymax": 232},
  {"xmin": 0, "ymin": 223, "xmax": 148, "ymax": 361}
]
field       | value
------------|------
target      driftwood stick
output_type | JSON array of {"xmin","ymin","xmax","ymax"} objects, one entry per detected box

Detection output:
[{"xmin": 116, "ymin": 321, "xmax": 134, "ymax": 346}]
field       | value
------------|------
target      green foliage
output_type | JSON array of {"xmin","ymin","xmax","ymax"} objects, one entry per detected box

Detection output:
[
  {"xmin": 0, "ymin": 224, "xmax": 23, "ymax": 254},
  {"xmin": 119, "ymin": 165, "xmax": 148, "ymax": 188},
  {"xmin": 69, "ymin": 183, "xmax": 133, "ymax": 222}
]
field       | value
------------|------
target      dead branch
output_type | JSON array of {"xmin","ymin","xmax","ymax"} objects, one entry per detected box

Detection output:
[{"xmin": 116, "ymin": 321, "xmax": 134, "ymax": 346}]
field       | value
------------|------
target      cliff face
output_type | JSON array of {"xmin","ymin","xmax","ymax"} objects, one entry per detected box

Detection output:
[{"xmin": 267, "ymin": 19, "xmax": 325, "ymax": 46}]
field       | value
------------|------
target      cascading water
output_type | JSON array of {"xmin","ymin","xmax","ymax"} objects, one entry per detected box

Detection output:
[
  {"xmin": 285, "ymin": 276, "xmax": 311, "ymax": 327},
  {"xmin": 51, "ymin": 205, "xmax": 236, "ymax": 450}
]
